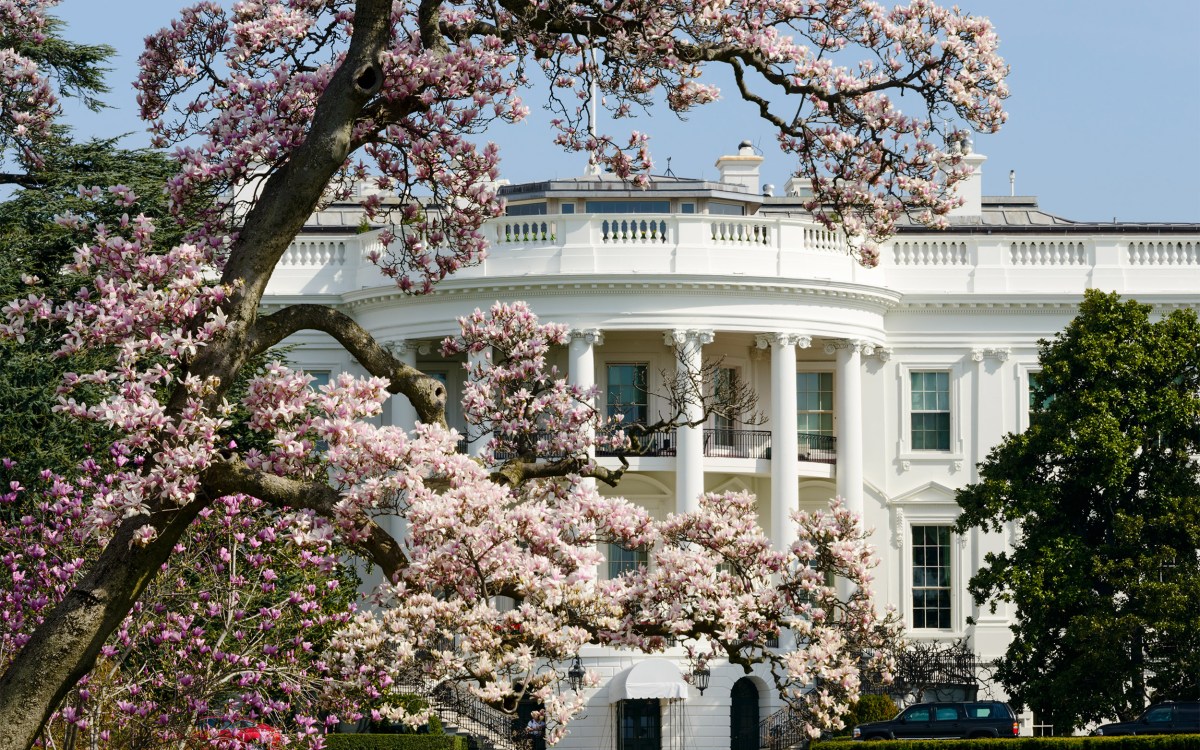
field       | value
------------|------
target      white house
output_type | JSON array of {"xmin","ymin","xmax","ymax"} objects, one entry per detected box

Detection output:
[{"xmin": 264, "ymin": 143, "xmax": 1200, "ymax": 749}]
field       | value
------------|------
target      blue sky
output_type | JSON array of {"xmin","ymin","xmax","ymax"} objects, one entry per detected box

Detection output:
[{"xmin": 55, "ymin": 1, "xmax": 1200, "ymax": 223}]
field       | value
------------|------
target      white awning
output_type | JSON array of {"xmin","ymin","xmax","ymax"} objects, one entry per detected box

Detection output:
[{"xmin": 609, "ymin": 659, "xmax": 690, "ymax": 702}]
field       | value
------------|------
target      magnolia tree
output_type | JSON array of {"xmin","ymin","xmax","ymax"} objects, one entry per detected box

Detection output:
[{"xmin": 0, "ymin": 0, "xmax": 1006, "ymax": 747}]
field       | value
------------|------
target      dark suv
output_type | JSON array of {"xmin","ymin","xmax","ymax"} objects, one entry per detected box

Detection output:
[
  {"xmin": 1092, "ymin": 701, "xmax": 1200, "ymax": 736},
  {"xmin": 853, "ymin": 701, "xmax": 1019, "ymax": 740}
]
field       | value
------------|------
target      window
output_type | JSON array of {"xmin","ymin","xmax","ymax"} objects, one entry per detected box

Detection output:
[
  {"xmin": 713, "ymin": 367, "xmax": 738, "ymax": 445},
  {"xmin": 307, "ymin": 370, "xmax": 331, "ymax": 389},
  {"xmin": 505, "ymin": 202, "xmax": 547, "ymax": 216},
  {"xmin": 796, "ymin": 372, "xmax": 833, "ymax": 435},
  {"xmin": 708, "ymin": 201, "xmax": 745, "ymax": 216},
  {"xmin": 560, "ymin": 202, "xmax": 575, "ymax": 214},
  {"xmin": 608, "ymin": 543, "xmax": 648, "ymax": 579},
  {"xmin": 912, "ymin": 525, "xmax": 952, "ymax": 629},
  {"xmin": 607, "ymin": 364, "xmax": 648, "ymax": 425},
  {"xmin": 585, "ymin": 200, "xmax": 670, "ymax": 214},
  {"xmin": 910, "ymin": 371, "xmax": 950, "ymax": 450},
  {"xmin": 935, "ymin": 706, "xmax": 961, "ymax": 721},
  {"xmin": 902, "ymin": 706, "xmax": 931, "ymax": 722},
  {"xmin": 617, "ymin": 699, "xmax": 660, "ymax": 750},
  {"xmin": 681, "ymin": 202, "xmax": 696, "ymax": 214}
]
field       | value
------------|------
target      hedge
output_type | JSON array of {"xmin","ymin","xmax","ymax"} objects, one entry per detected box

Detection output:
[
  {"xmin": 323, "ymin": 735, "xmax": 468, "ymax": 750},
  {"xmin": 813, "ymin": 736, "xmax": 1200, "ymax": 750}
]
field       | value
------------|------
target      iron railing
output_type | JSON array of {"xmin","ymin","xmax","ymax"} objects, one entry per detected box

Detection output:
[
  {"xmin": 390, "ymin": 658, "xmax": 532, "ymax": 750},
  {"xmin": 432, "ymin": 681, "xmax": 533, "ymax": 750},
  {"xmin": 760, "ymin": 705, "xmax": 811, "ymax": 750},
  {"xmin": 488, "ymin": 428, "xmax": 838, "ymax": 463}
]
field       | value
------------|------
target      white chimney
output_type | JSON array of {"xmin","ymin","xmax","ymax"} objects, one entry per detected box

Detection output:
[
  {"xmin": 715, "ymin": 140, "xmax": 763, "ymax": 194},
  {"xmin": 948, "ymin": 151, "xmax": 986, "ymax": 218}
]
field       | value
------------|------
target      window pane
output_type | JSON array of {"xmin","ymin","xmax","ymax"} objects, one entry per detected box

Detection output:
[
  {"xmin": 585, "ymin": 200, "xmax": 671, "ymax": 214},
  {"xmin": 505, "ymin": 202, "xmax": 547, "ymax": 216},
  {"xmin": 608, "ymin": 543, "xmax": 648, "ymax": 579},
  {"xmin": 607, "ymin": 364, "xmax": 648, "ymax": 424},
  {"xmin": 911, "ymin": 525, "xmax": 952, "ymax": 629},
  {"xmin": 910, "ymin": 371, "xmax": 950, "ymax": 451},
  {"xmin": 797, "ymin": 372, "xmax": 833, "ymax": 436}
]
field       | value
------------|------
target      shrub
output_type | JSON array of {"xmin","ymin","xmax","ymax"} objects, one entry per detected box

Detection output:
[{"xmin": 324, "ymin": 734, "xmax": 467, "ymax": 750}]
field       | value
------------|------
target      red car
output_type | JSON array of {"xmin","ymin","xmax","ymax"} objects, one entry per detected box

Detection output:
[{"xmin": 194, "ymin": 716, "xmax": 283, "ymax": 748}]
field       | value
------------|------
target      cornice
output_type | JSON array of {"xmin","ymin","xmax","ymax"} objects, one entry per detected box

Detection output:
[
  {"xmin": 894, "ymin": 296, "xmax": 1200, "ymax": 315},
  {"xmin": 337, "ymin": 275, "xmax": 904, "ymax": 313}
]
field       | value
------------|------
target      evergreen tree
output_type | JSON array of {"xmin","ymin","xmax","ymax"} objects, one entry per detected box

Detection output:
[{"xmin": 956, "ymin": 290, "xmax": 1200, "ymax": 732}]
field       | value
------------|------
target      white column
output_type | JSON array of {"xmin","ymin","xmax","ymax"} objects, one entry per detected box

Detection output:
[
  {"xmin": 568, "ymin": 329, "xmax": 604, "ymax": 487},
  {"xmin": 757, "ymin": 333, "xmax": 807, "ymax": 550},
  {"xmin": 567, "ymin": 329, "xmax": 602, "ymax": 391},
  {"xmin": 385, "ymin": 339, "xmax": 420, "ymax": 431},
  {"xmin": 830, "ymin": 339, "xmax": 871, "ymax": 519},
  {"xmin": 665, "ymin": 328, "xmax": 714, "ymax": 515},
  {"xmin": 467, "ymin": 346, "xmax": 491, "ymax": 458}
]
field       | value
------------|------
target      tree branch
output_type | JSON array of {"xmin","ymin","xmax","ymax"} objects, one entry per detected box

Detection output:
[
  {"xmin": 250, "ymin": 304, "xmax": 448, "ymax": 426},
  {"xmin": 202, "ymin": 458, "xmax": 408, "ymax": 582}
]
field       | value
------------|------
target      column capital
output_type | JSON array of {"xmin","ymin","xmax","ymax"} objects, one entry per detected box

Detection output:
[
  {"xmin": 664, "ymin": 328, "xmax": 714, "ymax": 347},
  {"xmin": 569, "ymin": 328, "xmax": 605, "ymax": 346},
  {"xmin": 823, "ymin": 338, "xmax": 875, "ymax": 356},
  {"xmin": 754, "ymin": 332, "xmax": 810, "ymax": 350},
  {"xmin": 383, "ymin": 338, "xmax": 431, "ymax": 357},
  {"xmin": 971, "ymin": 346, "xmax": 1010, "ymax": 363},
  {"xmin": 872, "ymin": 346, "xmax": 894, "ymax": 363}
]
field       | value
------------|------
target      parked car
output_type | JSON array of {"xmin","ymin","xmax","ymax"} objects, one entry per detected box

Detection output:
[
  {"xmin": 1092, "ymin": 701, "xmax": 1200, "ymax": 736},
  {"xmin": 853, "ymin": 701, "xmax": 1019, "ymax": 740},
  {"xmin": 194, "ymin": 716, "xmax": 283, "ymax": 748}
]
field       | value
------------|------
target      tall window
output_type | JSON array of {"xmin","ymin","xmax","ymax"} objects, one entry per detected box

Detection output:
[
  {"xmin": 910, "ymin": 371, "xmax": 950, "ymax": 450},
  {"xmin": 796, "ymin": 372, "xmax": 833, "ymax": 435},
  {"xmin": 608, "ymin": 543, "xmax": 648, "ymax": 579},
  {"xmin": 912, "ymin": 525, "xmax": 952, "ymax": 629},
  {"xmin": 607, "ymin": 364, "xmax": 648, "ymax": 425},
  {"xmin": 714, "ymin": 367, "xmax": 738, "ymax": 444},
  {"xmin": 617, "ymin": 699, "xmax": 661, "ymax": 750}
]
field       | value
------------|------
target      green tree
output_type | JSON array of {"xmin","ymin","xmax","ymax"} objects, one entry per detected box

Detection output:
[
  {"xmin": 0, "ymin": 140, "xmax": 191, "ymax": 484},
  {"xmin": 956, "ymin": 290, "xmax": 1200, "ymax": 732}
]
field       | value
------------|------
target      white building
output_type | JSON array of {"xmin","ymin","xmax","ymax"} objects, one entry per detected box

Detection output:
[{"xmin": 266, "ymin": 143, "xmax": 1200, "ymax": 749}]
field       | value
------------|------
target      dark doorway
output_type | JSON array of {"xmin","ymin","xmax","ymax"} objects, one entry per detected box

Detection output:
[
  {"xmin": 618, "ymin": 699, "xmax": 661, "ymax": 750},
  {"xmin": 730, "ymin": 678, "xmax": 760, "ymax": 750}
]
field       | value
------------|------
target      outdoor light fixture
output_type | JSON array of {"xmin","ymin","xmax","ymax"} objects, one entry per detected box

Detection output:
[
  {"xmin": 692, "ymin": 666, "xmax": 711, "ymax": 695},
  {"xmin": 567, "ymin": 655, "xmax": 585, "ymax": 692}
]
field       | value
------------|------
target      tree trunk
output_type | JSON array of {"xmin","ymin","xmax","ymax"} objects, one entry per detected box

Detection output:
[{"xmin": 0, "ymin": 501, "xmax": 205, "ymax": 750}]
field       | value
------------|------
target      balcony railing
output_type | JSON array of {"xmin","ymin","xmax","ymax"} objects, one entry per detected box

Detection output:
[{"xmin": 702, "ymin": 429, "xmax": 836, "ymax": 463}]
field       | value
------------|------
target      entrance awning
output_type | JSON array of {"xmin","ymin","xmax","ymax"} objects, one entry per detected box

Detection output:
[{"xmin": 609, "ymin": 658, "xmax": 690, "ymax": 702}]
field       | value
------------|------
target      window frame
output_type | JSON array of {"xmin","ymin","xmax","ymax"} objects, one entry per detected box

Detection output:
[
  {"xmin": 795, "ymin": 369, "xmax": 835, "ymax": 437},
  {"xmin": 896, "ymin": 363, "xmax": 963, "ymax": 460},
  {"xmin": 909, "ymin": 370, "xmax": 952, "ymax": 451},
  {"xmin": 607, "ymin": 542, "xmax": 649, "ymax": 580},
  {"xmin": 909, "ymin": 524, "xmax": 955, "ymax": 631},
  {"xmin": 605, "ymin": 363, "xmax": 649, "ymax": 426}
]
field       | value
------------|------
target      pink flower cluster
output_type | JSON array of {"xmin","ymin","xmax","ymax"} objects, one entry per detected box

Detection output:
[{"xmin": 0, "ymin": 0, "xmax": 59, "ymax": 170}]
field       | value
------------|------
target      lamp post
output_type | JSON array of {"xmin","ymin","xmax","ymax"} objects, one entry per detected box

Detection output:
[{"xmin": 567, "ymin": 655, "xmax": 585, "ymax": 692}]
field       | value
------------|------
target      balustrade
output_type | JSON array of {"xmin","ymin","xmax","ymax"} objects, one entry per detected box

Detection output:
[{"xmin": 599, "ymin": 216, "xmax": 670, "ymax": 243}]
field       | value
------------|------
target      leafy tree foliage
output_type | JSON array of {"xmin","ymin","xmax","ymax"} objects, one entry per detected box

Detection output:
[
  {"xmin": 956, "ymin": 290, "xmax": 1200, "ymax": 732},
  {"xmin": 0, "ymin": 1, "xmax": 1007, "ymax": 747}
]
